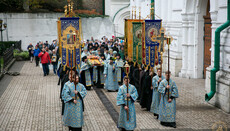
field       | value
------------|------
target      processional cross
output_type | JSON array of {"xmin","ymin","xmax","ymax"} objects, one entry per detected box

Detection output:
[{"xmin": 157, "ymin": 28, "xmax": 167, "ymax": 53}]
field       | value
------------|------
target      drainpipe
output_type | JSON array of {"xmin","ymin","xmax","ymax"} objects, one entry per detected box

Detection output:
[{"xmin": 205, "ymin": 0, "xmax": 230, "ymax": 101}]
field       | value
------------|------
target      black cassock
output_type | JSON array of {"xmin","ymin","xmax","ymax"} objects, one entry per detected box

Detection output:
[
  {"xmin": 96, "ymin": 65, "xmax": 104, "ymax": 88},
  {"xmin": 139, "ymin": 70, "xmax": 149, "ymax": 102},
  {"xmin": 137, "ymin": 69, "xmax": 145, "ymax": 100},
  {"xmin": 128, "ymin": 62, "xmax": 135, "ymax": 85},
  {"xmin": 60, "ymin": 73, "xmax": 69, "ymax": 115},
  {"xmin": 133, "ymin": 68, "xmax": 141, "ymax": 97},
  {"xmin": 140, "ymin": 71, "xmax": 156, "ymax": 111},
  {"xmin": 80, "ymin": 70, "xmax": 91, "ymax": 90}
]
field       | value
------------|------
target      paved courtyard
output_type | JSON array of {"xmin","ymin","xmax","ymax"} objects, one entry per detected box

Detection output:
[{"xmin": 0, "ymin": 61, "xmax": 229, "ymax": 131}]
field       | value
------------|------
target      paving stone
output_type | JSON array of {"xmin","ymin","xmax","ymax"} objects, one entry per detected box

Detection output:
[{"xmin": 0, "ymin": 61, "xmax": 229, "ymax": 131}]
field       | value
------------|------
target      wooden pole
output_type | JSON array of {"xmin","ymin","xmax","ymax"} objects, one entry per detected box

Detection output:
[
  {"xmin": 126, "ymin": 71, "xmax": 129, "ymax": 121},
  {"xmin": 167, "ymin": 43, "xmax": 170, "ymax": 100},
  {"xmin": 127, "ymin": 80, "xmax": 129, "ymax": 121},
  {"xmin": 70, "ymin": 49, "xmax": 73, "ymax": 82},
  {"xmin": 74, "ymin": 47, "xmax": 77, "ymax": 100}
]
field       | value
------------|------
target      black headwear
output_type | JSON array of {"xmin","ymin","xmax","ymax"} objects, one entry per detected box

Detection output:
[
  {"xmin": 100, "ymin": 53, "xmax": 105, "ymax": 58},
  {"xmin": 116, "ymin": 53, "xmax": 120, "ymax": 57},
  {"xmin": 82, "ymin": 56, "xmax": 87, "ymax": 62},
  {"xmin": 109, "ymin": 57, "xmax": 113, "ymax": 60}
]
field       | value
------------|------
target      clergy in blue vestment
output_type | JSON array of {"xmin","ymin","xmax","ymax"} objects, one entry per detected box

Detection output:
[
  {"xmin": 106, "ymin": 49, "xmax": 113, "ymax": 63},
  {"xmin": 92, "ymin": 51, "xmax": 98, "ymax": 84},
  {"xmin": 80, "ymin": 56, "xmax": 92, "ymax": 90},
  {"xmin": 104, "ymin": 57, "xmax": 119, "ymax": 91},
  {"xmin": 150, "ymin": 68, "xmax": 165, "ymax": 119},
  {"xmin": 158, "ymin": 71, "xmax": 179, "ymax": 128},
  {"xmin": 62, "ymin": 72, "xmax": 87, "ymax": 131},
  {"xmin": 115, "ymin": 53, "xmax": 124, "ymax": 85},
  {"xmin": 81, "ymin": 46, "xmax": 89, "ymax": 58},
  {"xmin": 117, "ymin": 76, "xmax": 138, "ymax": 131}
]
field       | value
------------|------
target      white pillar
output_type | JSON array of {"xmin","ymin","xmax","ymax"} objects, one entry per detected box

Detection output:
[
  {"xmin": 180, "ymin": 13, "xmax": 189, "ymax": 77},
  {"xmin": 186, "ymin": 13, "xmax": 195, "ymax": 78}
]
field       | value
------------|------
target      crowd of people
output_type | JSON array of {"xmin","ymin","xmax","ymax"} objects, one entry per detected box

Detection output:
[
  {"xmin": 27, "ymin": 40, "xmax": 59, "ymax": 76},
  {"xmin": 28, "ymin": 36, "xmax": 179, "ymax": 131}
]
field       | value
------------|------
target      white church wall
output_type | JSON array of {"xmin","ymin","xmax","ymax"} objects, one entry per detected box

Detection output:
[
  {"xmin": 108, "ymin": 0, "xmax": 130, "ymax": 37},
  {"xmin": 0, "ymin": 13, "xmax": 114, "ymax": 50},
  {"xmin": 205, "ymin": 0, "xmax": 230, "ymax": 113},
  {"xmin": 155, "ymin": 0, "xmax": 183, "ymax": 77}
]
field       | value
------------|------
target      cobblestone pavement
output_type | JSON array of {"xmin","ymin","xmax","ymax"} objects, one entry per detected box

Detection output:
[
  {"xmin": 0, "ymin": 61, "xmax": 229, "ymax": 131},
  {"xmin": 102, "ymin": 77, "xmax": 230, "ymax": 130},
  {"xmin": 0, "ymin": 62, "xmax": 117, "ymax": 131}
]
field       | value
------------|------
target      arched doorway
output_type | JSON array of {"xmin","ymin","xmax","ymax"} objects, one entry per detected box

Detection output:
[{"xmin": 203, "ymin": 0, "xmax": 211, "ymax": 78}]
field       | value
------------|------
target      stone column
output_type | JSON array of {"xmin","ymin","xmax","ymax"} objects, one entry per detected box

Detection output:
[
  {"xmin": 186, "ymin": 13, "xmax": 195, "ymax": 78},
  {"xmin": 179, "ymin": 13, "xmax": 189, "ymax": 77}
]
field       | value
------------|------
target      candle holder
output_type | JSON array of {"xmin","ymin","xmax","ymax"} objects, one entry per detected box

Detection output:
[{"xmin": 123, "ymin": 62, "xmax": 130, "ymax": 77}]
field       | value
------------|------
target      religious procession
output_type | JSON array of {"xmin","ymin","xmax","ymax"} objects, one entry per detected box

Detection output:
[
  {"xmin": 56, "ymin": 0, "xmax": 178, "ymax": 130},
  {"xmin": 1, "ymin": 0, "xmax": 230, "ymax": 131}
]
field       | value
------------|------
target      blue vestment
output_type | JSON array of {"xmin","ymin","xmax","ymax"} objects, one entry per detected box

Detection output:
[
  {"xmin": 117, "ymin": 84, "xmax": 138, "ymax": 130},
  {"xmin": 115, "ymin": 59, "xmax": 124, "ymax": 82},
  {"xmin": 62, "ymin": 82, "xmax": 87, "ymax": 127},
  {"xmin": 104, "ymin": 63, "xmax": 119, "ymax": 91},
  {"xmin": 158, "ymin": 79, "xmax": 179, "ymax": 122},
  {"xmin": 150, "ymin": 75, "xmax": 165, "ymax": 115}
]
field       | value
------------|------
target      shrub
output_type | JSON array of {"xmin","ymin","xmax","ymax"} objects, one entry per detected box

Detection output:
[{"xmin": 14, "ymin": 50, "xmax": 29, "ymax": 61}]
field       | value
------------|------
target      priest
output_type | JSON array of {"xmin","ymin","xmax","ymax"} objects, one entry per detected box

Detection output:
[
  {"xmin": 115, "ymin": 53, "xmax": 124, "ymax": 85},
  {"xmin": 104, "ymin": 57, "xmax": 119, "ymax": 91},
  {"xmin": 80, "ymin": 56, "xmax": 92, "ymax": 90},
  {"xmin": 158, "ymin": 71, "xmax": 179, "ymax": 128},
  {"xmin": 117, "ymin": 76, "xmax": 138, "ymax": 131},
  {"xmin": 62, "ymin": 72, "xmax": 87, "ymax": 131},
  {"xmin": 150, "ymin": 68, "xmax": 165, "ymax": 119},
  {"xmin": 96, "ymin": 54, "xmax": 106, "ymax": 88},
  {"xmin": 140, "ymin": 69, "xmax": 155, "ymax": 111}
]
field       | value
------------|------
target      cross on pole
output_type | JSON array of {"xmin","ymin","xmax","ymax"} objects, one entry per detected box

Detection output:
[{"xmin": 157, "ymin": 28, "xmax": 167, "ymax": 53}]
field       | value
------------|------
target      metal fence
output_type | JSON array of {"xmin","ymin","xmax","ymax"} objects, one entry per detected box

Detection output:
[
  {"xmin": 13, "ymin": 40, "xmax": 22, "ymax": 51},
  {"xmin": 2, "ymin": 46, "xmax": 14, "ymax": 67},
  {"xmin": 0, "ymin": 41, "xmax": 21, "ymax": 74},
  {"xmin": 0, "ymin": 46, "xmax": 14, "ymax": 74}
]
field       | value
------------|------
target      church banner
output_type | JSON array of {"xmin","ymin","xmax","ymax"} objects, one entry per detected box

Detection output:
[
  {"xmin": 59, "ymin": 17, "xmax": 82, "ymax": 70},
  {"xmin": 142, "ymin": 22, "xmax": 145, "ymax": 65},
  {"xmin": 124, "ymin": 19, "xmax": 144, "ymax": 60},
  {"xmin": 132, "ymin": 22, "xmax": 142, "ymax": 63},
  {"xmin": 145, "ymin": 20, "xmax": 162, "ymax": 66}
]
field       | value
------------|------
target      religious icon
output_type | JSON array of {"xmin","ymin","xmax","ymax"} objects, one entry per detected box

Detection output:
[
  {"xmin": 148, "ymin": 28, "xmax": 158, "ymax": 39},
  {"xmin": 51, "ymin": 56, "xmax": 57, "ymax": 62},
  {"xmin": 67, "ymin": 34, "xmax": 74, "ymax": 44},
  {"xmin": 135, "ymin": 29, "xmax": 142, "ymax": 39}
]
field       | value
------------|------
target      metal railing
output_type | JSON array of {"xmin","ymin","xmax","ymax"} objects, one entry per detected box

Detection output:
[
  {"xmin": 13, "ymin": 40, "xmax": 22, "ymax": 51},
  {"xmin": 3, "ymin": 46, "xmax": 14, "ymax": 67}
]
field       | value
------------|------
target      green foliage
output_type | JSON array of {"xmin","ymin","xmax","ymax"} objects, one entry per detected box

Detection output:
[
  {"xmin": 0, "ymin": 0, "xmax": 106, "ymax": 17},
  {"xmin": 14, "ymin": 50, "xmax": 29, "ymax": 60},
  {"xmin": 0, "ymin": 0, "xmax": 24, "ymax": 12}
]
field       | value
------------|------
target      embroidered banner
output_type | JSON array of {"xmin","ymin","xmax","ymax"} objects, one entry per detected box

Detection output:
[
  {"xmin": 132, "ymin": 22, "xmax": 142, "ymax": 63},
  {"xmin": 59, "ymin": 17, "xmax": 81, "ymax": 69},
  {"xmin": 145, "ymin": 20, "xmax": 162, "ymax": 66},
  {"xmin": 125, "ymin": 19, "xmax": 144, "ymax": 60}
]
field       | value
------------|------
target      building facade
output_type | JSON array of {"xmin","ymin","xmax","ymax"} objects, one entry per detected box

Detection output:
[{"xmin": 131, "ymin": 0, "xmax": 230, "ymax": 113}]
